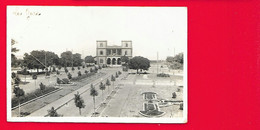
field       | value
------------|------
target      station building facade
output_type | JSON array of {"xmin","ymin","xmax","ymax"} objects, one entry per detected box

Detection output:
[{"xmin": 96, "ymin": 40, "xmax": 133, "ymax": 66}]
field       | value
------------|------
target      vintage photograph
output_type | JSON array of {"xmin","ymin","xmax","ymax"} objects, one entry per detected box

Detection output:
[{"xmin": 7, "ymin": 6, "xmax": 187, "ymax": 123}]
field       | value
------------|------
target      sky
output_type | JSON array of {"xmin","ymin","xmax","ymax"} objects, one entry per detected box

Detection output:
[{"xmin": 7, "ymin": 6, "xmax": 187, "ymax": 60}]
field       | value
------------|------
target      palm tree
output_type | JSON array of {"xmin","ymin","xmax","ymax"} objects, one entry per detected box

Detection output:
[
  {"xmin": 106, "ymin": 79, "xmax": 111, "ymax": 94},
  {"xmin": 111, "ymin": 75, "xmax": 116, "ymax": 90},
  {"xmin": 74, "ymin": 92, "xmax": 85, "ymax": 115},
  {"xmin": 99, "ymin": 82, "xmax": 106, "ymax": 101},
  {"xmin": 90, "ymin": 84, "xmax": 98, "ymax": 114},
  {"xmin": 13, "ymin": 86, "xmax": 25, "ymax": 117}
]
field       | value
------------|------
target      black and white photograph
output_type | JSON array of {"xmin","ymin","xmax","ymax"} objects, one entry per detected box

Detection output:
[{"xmin": 7, "ymin": 6, "xmax": 187, "ymax": 123}]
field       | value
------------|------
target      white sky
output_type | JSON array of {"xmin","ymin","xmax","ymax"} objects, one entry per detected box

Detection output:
[{"xmin": 7, "ymin": 6, "xmax": 187, "ymax": 60}]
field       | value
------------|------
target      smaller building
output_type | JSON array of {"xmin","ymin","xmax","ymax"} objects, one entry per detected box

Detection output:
[{"xmin": 96, "ymin": 40, "xmax": 133, "ymax": 66}]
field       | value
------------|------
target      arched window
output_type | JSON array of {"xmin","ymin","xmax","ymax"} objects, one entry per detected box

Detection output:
[
  {"xmin": 100, "ymin": 59, "xmax": 103, "ymax": 63},
  {"xmin": 100, "ymin": 51, "xmax": 103, "ymax": 55}
]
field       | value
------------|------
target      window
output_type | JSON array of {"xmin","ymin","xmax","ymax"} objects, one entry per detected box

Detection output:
[
  {"xmin": 100, "ymin": 59, "xmax": 103, "ymax": 63},
  {"xmin": 125, "ymin": 51, "xmax": 128, "ymax": 55},
  {"xmin": 126, "ymin": 43, "xmax": 128, "ymax": 47},
  {"xmin": 100, "ymin": 51, "xmax": 103, "ymax": 55},
  {"xmin": 100, "ymin": 43, "xmax": 103, "ymax": 47}
]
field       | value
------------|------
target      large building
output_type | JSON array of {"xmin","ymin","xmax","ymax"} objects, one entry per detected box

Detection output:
[{"xmin": 96, "ymin": 40, "xmax": 133, "ymax": 66}]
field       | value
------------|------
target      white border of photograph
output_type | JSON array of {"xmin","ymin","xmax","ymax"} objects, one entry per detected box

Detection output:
[{"xmin": 6, "ymin": 6, "xmax": 187, "ymax": 123}]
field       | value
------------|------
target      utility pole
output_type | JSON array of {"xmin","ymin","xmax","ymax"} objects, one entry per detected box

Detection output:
[
  {"xmin": 45, "ymin": 51, "xmax": 47, "ymax": 76},
  {"xmin": 157, "ymin": 51, "xmax": 159, "ymax": 75}
]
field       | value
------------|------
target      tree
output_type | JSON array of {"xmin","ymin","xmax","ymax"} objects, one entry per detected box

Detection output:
[
  {"xmin": 129, "ymin": 56, "xmax": 150, "ymax": 74},
  {"xmin": 39, "ymin": 82, "xmax": 46, "ymax": 95},
  {"xmin": 90, "ymin": 68, "xmax": 94, "ymax": 73},
  {"xmin": 65, "ymin": 67, "xmax": 68, "ymax": 73},
  {"xmin": 47, "ymin": 107, "xmax": 59, "ymax": 117},
  {"xmin": 74, "ymin": 92, "xmax": 85, "ymax": 115},
  {"xmin": 85, "ymin": 56, "xmax": 95, "ymax": 64},
  {"xmin": 60, "ymin": 51, "xmax": 73, "ymax": 67},
  {"xmin": 121, "ymin": 55, "xmax": 129, "ymax": 66},
  {"xmin": 99, "ymin": 82, "xmax": 106, "ymax": 101},
  {"xmin": 14, "ymin": 76, "xmax": 21, "ymax": 85},
  {"xmin": 94, "ymin": 66, "xmax": 98, "ymax": 73},
  {"xmin": 106, "ymin": 79, "xmax": 111, "ymax": 93},
  {"xmin": 167, "ymin": 53, "xmax": 183, "ymax": 64},
  {"xmin": 72, "ymin": 67, "xmax": 75, "ymax": 72},
  {"xmin": 23, "ymin": 50, "xmax": 59, "ymax": 72},
  {"xmin": 78, "ymin": 71, "xmax": 82, "ymax": 77},
  {"xmin": 56, "ymin": 70, "xmax": 60, "ymax": 75},
  {"xmin": 115, "ymin": 72, "xmax": 119, "ymax": 78},
  {"xmin": 11, "ymin": 39, "xmax": 19, "ymax": 67},
  {"xmin": 13, "ymin": 86, "xmax": 25, "ymax": 117},
  {"xmin": 11, "ymin": 72, "xmax": 16, "ymax": 79},
  {"xmin": 67, "ymin": 73, "xmax": 72, "ymax": 79},
  {"xmin": 111, "ymin": 75, "xmax": 116, "ymax": 90},
  {"xmin": 52, "ymin": 67, "xmax": 56, "ymax": 72},
  {"xmin": 78, "ymin": 66, "xmax": 81, "ymax": 70},
  {"xmin": 73, "ymin": 53, "xmax": 83, "ymax": 67},
  {"xmin": 90, "ymin": 84, "xmax": 98, "ymax": 114}
]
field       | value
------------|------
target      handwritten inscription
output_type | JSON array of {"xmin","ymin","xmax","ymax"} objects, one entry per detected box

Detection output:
[{"xmin": 13, "ymin": 8, "xmax": 41, "ymax": 20}]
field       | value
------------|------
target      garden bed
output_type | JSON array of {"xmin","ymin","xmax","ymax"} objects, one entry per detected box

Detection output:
[
  {"xmin": 12, "ymin": 86, "xmax": 59, "ymax": 108},
  {"xmin": 139, "ymin": 103, "xmax": 165, "ymax": 117},
  {"xmin": 142, "ymin": 92, "xmax": 157, "ymax": 100}
]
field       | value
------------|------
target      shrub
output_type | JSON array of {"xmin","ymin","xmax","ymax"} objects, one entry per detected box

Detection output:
[
  {"xmin": 46, "ymin": 71, "xmax": 50, "ymax": 76},
  {"xmin": 180, "ymin": 103, "xmax": 183, "ymax": 110},
  {"xmin": 82, "ymin": 65, "xmax": 85, "ymax": 69},
  {"xmin": 90, "ymin": 68, "xmax": 93, "ymax": 73},
  {"xmin": 12, "ymin": 72, "xmax": 16, "ymax": 79},
  {"xmin": 65, "ymin": 67, "xmax": 68, "ymax": 73},
  {"xmin": 78, "ymin": 66, "xmax": 80, "ymax": 70},
  {"xmin": 94, "ymin": 66, "xmax": 98, "ymax": 73},
  {"xmin": 39, "ymin": 82, "xmax": 46, "ymax": 91},
  {"xmin": 62, "ymin": 78, "xmax": 70, "ymax": 84},
  {"xmin": 98, "ymin": 65, "xmax": 102, "ymax": 69},
  {"xmin": 12, "ymin": 86, "xmax": 58, "ymax": 108},
  {"xmin": 172, "ymin": 92, "xmax": 177, "ymax": 98},
  {"xmin": 52, "ymin": 67, "xmax": 56, "ymax": 72},
  {"xmin": 78, "ymin": 71, "xmax": 82, "ymax": 77},
  {"xmin": 57, "ymin": 78, "xmax": 62, "ymax": 84},
  {"xmin": 58, "ymin": 66, "xmax": 62, "ymax": 70},
  {"xmin": 85, "ymin": 70, "xmax": 88, "ymax": 74},
  {"xmin": 157, "ymin": 73, "xmax": 170, "ymax": 77},
  {"xmin": 17, "ymin": 70, "xmax": 30, "ymax": 75},
  {"xmin": 118, "ymin": 71, "xmax": 122, "ymax": 75},
  {"xmin": 14, "ymin": 76, "xmax": 21, "ymax": 85},
  {"xmin": 67, "ymin": 73, "xmax": 72, "ymax": 79},
  {"xmin": 32, "ymin": 74, "xmax": 37, "ymax": 80},
  {"xmin": 72, "ymin": 67, "xmax": 75, "ymax": 71},
  {"xmin": 56, "ymin": 70, "xmax": 60, "ymax": 75},
  {"xmin": 115, "ymin": 72, "xmax": 119, "ymax": 78}
]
